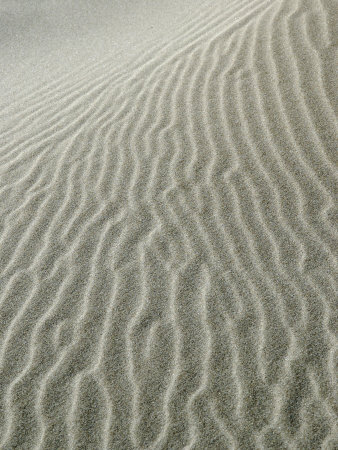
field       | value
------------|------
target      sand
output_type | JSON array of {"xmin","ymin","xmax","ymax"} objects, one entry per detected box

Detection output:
[{"xmin": 0, "ymin": 0, "xmax": 337, "ymax": 448}]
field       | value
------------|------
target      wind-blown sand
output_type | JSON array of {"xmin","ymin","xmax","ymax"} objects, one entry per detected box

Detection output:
[{"xmin": 0, "ymin": 0, "xmax": 337, "ymax": 448}]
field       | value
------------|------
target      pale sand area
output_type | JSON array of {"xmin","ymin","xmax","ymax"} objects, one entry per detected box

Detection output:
[{"xmin": 0, "ymin": 0, "xmax": 337, "ymax": 448}]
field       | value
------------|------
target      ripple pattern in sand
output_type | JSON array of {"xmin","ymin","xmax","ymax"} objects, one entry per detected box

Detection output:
[{"xmin": 0, "ymin": 0, "xmax": 337, "ymax": 448}]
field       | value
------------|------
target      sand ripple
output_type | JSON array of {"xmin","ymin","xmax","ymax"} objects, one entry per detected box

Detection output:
[{"xmin": 0, "ymin": 0, "xmax": 337, "ymax": 448}]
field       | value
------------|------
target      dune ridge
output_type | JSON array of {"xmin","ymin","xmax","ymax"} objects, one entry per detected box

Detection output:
[{"xmin": 0, "ymin": 0, "xmax": 337, "ymax": 448}]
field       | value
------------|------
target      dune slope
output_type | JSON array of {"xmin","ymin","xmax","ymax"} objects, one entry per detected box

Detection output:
[{"xmin": 0, "ymin": 0, "xmax": 337, "ymax": 448}]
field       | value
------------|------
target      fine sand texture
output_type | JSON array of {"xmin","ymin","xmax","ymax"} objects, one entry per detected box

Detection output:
[{"xmin": 0, "ymin": 0, "xmax": 337, "ymax": 448}]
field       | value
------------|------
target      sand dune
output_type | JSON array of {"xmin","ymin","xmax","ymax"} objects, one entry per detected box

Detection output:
[{"xmin": 0, "ymin": 0, "xmax": 337, "ymax": 448}]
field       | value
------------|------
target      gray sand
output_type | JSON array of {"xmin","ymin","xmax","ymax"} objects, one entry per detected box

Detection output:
[{"xmin": 0, "ymin": 0, "xmax": 337, "ymax": 448}]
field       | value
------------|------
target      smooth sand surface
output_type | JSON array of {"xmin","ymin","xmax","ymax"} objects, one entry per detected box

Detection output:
[{"xmin": 0, "ymin": 0, "xmax": 337, "ymax": 448}]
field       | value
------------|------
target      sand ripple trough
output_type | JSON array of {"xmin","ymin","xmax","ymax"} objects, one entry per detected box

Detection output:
[{"xmin": 0, "ymin": 0, "xmax": 337, "ymax": 448}]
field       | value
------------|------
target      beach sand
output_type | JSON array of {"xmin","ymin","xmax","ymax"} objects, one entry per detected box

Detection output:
[{"xmin": 0, "ymin": 0, "xmax": 337, "ymax": 448}]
